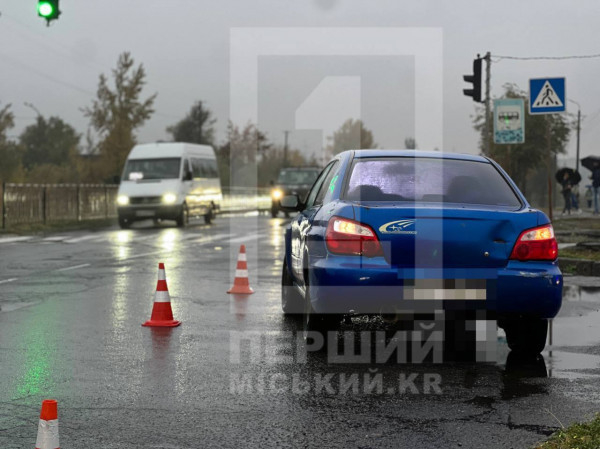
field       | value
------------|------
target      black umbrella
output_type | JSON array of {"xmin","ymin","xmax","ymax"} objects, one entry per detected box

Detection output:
[
  {"xmin": 555, "ymin": 167, "xmax": 581, "ymax": 185},
  {"xmin": 581, "ymin": 155, "xmax": 600, "ymax": 172}
]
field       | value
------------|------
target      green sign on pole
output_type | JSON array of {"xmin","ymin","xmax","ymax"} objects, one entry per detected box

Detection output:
[{"xmin": 493, "ymin": 98, "xmax": 525, "ymax": 145}]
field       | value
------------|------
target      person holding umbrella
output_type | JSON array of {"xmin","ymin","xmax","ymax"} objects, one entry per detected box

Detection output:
[
  {"xmin": 556, "ymin": 167, "xmax": 581, "ymax": 215},
  {"xmin": 581, "ymin": 156, "xmax": 600, "ymax": 214}
]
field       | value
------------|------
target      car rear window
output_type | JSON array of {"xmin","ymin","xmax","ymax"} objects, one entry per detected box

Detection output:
[{"xmin": 344, "ymin": 157, "xmax": 521, "ymax": 208}]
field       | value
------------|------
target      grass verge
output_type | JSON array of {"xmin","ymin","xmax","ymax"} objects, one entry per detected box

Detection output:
[
  {"xmin": 559, "ymin": 247, "xmax": 600, "ymax": 262},
  {"xmin": 553, "ymin": 217, "xmax": 600, "ymax": 232},
  {"xmin": 535, "ymin": 414, "xmax": 600, "ymax": 449}
]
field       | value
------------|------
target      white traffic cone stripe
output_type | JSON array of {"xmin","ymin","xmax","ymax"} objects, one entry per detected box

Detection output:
[
  {"xmin": 238, "ymin": 253, "xmax": 247, "ymax": 262},
  {"xmin": 158, "ymin": 269, "xmax": 166, "ymax": 281},
  {"xmin": 36, "ymin": 419, "xmax": 59, "ymax": 449},
  {"xmin": 235, "ymin": 269, "xmax": 248, "ymax": 278},
  {"xmin": 154, "ymin": 290, "xmax": 171, "ymax": 303}
]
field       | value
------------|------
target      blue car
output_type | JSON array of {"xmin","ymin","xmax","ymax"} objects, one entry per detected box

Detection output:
[{"xmin": 281, "ymin": 150, "xmax": 562, "ymax": 355}]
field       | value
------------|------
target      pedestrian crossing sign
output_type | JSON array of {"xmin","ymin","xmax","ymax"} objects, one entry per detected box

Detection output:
[{"xmin": 529, "ymin": 77, "xmax": 566, "ymax": 114}]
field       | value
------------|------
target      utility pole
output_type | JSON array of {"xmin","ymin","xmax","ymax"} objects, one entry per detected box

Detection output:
[
  {"xmin": 283, "ymin": 130, "xmax": 290, "ymax": 167},
  {"xmin": 546, "ymin": 115, "xmax": 553, "ymax": 221},
  {"xmin": 576, "ymin": 108, "xmax": 581, "ymax": 172},
  {"xmin": 568, "ymin": 99, "xmax": 581, "ymax": 172},
  {"xmin": 484, "ymin": 52, "xmax": 492, "ymax": 155}
]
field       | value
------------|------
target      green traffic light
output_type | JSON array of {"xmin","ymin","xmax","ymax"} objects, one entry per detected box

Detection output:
[{"xmin": 38, "ymin": 2, "xmax": 54, "ymax": 17}]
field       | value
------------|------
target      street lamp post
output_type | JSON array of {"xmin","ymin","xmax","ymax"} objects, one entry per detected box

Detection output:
[{"xmin": 24, "ymin": 102, "xmax": 42, "ymax": 119}]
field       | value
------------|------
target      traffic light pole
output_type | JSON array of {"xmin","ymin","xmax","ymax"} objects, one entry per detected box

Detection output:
[
  {"xmin": 484, "ymin": 52, "xmax": 491, "ymax": 156},
  {"xmin": 463, "ymin": 53, "xmax": 491, "ymax": 154}
]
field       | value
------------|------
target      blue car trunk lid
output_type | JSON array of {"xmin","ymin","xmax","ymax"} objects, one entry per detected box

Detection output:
[{"xmin": 353, "ymin": 204, "xmax": 537, "ymax": 269}]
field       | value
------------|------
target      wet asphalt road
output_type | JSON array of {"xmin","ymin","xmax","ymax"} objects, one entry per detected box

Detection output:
[{"xmin": 0, "ymin": 214, "xmax": 600, "ymax": 448}]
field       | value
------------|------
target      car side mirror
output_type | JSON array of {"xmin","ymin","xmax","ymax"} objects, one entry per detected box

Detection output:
[
  {"xmin": 281, "ymin": 194, "xmax": 304, "ymax": 211},
  {"xmin": 183, "ymin": 171, "xmax": 193, "ymax": 181}
]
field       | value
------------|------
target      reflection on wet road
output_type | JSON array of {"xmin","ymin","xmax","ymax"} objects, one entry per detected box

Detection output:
[{"xmin": 0, "ymin": 214, "xmax": 599, "ymax": 448}]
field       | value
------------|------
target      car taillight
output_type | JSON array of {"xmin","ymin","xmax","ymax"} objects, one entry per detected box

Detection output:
[
  {"xmin": 510, "ymin": 224, "xmax": 558, "ymax": 261},
  {"xmin": 326, "ymin": 217, "xmax": 383, "ymax": 257}
]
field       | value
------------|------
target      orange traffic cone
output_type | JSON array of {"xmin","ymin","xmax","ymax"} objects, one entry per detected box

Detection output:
[
  {"xmin": 142, "ymin": 263, "xmax": 181, "ymax": 327},
  {"xmin": 35, "ymin": 400, "xmax": 59, "ymax": 449},
  {"xmin": 227, "ymin": 245, "xmax": 254, "ymax": 295}
]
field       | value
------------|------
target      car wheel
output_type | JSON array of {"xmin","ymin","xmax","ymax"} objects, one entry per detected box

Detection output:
[
  {"xmin": 502, "ymin": 318, "xmax": 548, "ymax": 355},
  {"xmin": 281, "ymin": 258, "xmax": 304, "ymax": 315},
  {"xmin": 118, "ymin": 217, "xmax": 131, "ymax": 229},
  {"xmin": 176, "ymin": 204, "xmax": 189, "ymax": 228},
  {"xmin": 302, "ymin": 286, "xmax": 340, "ymax": 338}
]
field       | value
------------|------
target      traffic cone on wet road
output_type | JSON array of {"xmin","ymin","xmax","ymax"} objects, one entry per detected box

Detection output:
[
  {"xmin": 35, "ymin": 399, "xmax": 59, "ymax": 449},
  {"xmin": 142, "ymin": 263, "xmax": 181, "ymax": 327},
  {"xmin": 227, "ymin": 245, "xmax": 254, "ymax": 295}
]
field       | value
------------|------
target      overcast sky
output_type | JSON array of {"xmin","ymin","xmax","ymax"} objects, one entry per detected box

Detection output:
[{"xmin": 1, "ymin": 0, "xmax": 599, "ymax": 162}]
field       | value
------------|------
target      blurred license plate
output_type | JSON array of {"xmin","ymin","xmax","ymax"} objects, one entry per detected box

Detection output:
[{"xmin": 135, "ymin": 210, "xmax": 155, "ymax": 217}]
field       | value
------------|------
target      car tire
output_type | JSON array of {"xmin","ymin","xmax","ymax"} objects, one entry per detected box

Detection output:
[
  {"xmin": 176, "ymin": 204, "xmax": 189, "ymax": 228},
  {"xmin": 281, "ymin": 258, "xmax": 304, "ymax": 315},
  {"xmin": 303, "ymin": 286, "xmax": 340, "ymax": 338},
  {"xmin": 502, "ymin": 318, "xmax": 548, "ymax": 355},
  {"xmin": 118, "ymin": 217, "xmax": 131, "ymax": 229}
]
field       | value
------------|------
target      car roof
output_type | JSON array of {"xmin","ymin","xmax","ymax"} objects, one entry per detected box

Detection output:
[
  {"xmin": 128, "ymin": 142, "xmax": 215, "ymax": 159},
  {"xmin": 350, "ymin": 149, "xmax": 489, "ymax": 163}
]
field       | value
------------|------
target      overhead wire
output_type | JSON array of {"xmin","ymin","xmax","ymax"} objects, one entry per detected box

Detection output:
[
  {"xmin": 493, "ymin": 53, "xmax": 600, "ymax": 61},
  {"xmin": 0, "ymin": 12, "xmax": 180, "ymax": 120}
]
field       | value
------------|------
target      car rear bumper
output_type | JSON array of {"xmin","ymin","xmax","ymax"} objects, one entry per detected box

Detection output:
[{"xmin": 308, "ymin": 256, "xmax": 562, "ymax": 318}]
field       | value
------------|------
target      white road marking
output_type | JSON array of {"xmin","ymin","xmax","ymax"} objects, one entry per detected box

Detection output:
[
  {"xmin": 56, "ymin": 264, "xmax": 91, "ymax": 272},
  {"xmin": 119, "ymin": 232, "xmax": 242, "ymax": 260},
  {"xmin": 0, "ymin": 278, "xmax": 18, "ymax": 284},
  {"xmin": 122, "ymin": 250, "xmax": 163, "ymax": 260},
  {"xmin": 191, "ymin": 233, "xmax": 233, "ymax": 243},
  {"xmin": 0, "ymin": 236, "xmax": 32, "ymax": 244},
  {"xmin": 228, "ymin": 232, "xmax": 268, "ymax": 244},
  {"xmin": 43, "ymin": 236, "xmax": 70, "ymax": 242},
  {"xmin": 64, "ymin": 235, "xmax": 105, "ymax": 244}
]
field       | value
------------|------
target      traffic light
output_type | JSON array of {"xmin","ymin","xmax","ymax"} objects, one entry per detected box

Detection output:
[
  {"xmin": 38, "ymin": 0, "xmax": 60, "ymax": 25},
  {"xmin": 463, "ymin": 57, "xmax": 482, "ymax": 103}
]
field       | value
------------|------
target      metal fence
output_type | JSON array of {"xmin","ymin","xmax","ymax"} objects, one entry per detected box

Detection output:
[
  {"xmin": 221, "ymin": 186, "xmax": 272, "ymax": 213},
  {"xmin": 1, "ymin": 183, "xmax": 119, "ymax": 228},
  {"xmin": 0, "ymin": 183, "xmax": 273, "ymax": 228}
]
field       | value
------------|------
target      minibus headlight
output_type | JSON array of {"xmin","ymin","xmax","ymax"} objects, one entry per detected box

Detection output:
[
  {"xmin": 162, "ymin": 193, "xmax": 178, "ymax": 204},
  {"xmin": 117, "ymin": 195, "xmax": 129, "ymax": 206}
]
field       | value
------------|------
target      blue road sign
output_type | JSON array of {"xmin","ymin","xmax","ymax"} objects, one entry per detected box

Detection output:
[{"xmin": 529, "ymin": 77, "xmax": 566, "ymax": 114}]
